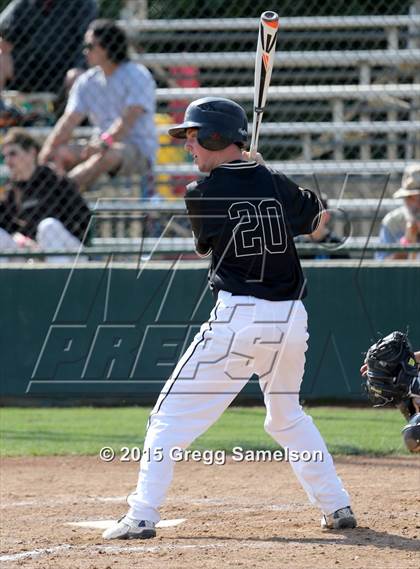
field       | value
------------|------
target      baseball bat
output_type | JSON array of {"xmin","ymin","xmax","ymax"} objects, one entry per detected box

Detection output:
[{"xmin": 249, "ymin": 11, "xmax": 279, "ymax": 159}]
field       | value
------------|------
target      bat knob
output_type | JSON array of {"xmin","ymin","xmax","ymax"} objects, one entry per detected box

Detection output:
[{"xmin": 261, "ymin": 11, "xmax": 279, "ymax": 23}]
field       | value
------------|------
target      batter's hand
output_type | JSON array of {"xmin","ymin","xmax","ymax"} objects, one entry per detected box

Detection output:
[{"xmin": 242, "ymin": 150, "xmax": 265, "ymax": 165}]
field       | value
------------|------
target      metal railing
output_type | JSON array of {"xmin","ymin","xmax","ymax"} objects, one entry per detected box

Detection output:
[
  {"xmin": 122, "ymin": 15, "xmax": 420, "ymax": 32},
  {"xmin": 138, "ymin": 49, "xmax": 420, "ymax": 68},
  {"xmin": 1, "ymin": 241, "xmax": 419, "ymax": 259},
  {"xmin": 154, "ymin": 83, "xmax": 420, "ymax": 101}
]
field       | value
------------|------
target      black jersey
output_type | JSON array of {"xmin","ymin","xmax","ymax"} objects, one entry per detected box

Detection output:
[{"xmin": 184, "ymin": 160, "xmax": 322, "ymax": 301}]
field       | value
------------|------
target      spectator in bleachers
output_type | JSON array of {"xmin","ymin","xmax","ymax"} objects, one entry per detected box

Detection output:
[
  {"xmin": 0, "ymin": 0, "xmax": 97, "ymax": 94},
  {"xmin": 39, "ymin": 19, "xmax": 158, "ymax": 192},
  {"xmin": 376, "ymin": 164, "xmax": 420, "ymax": 261},
  {"xmin": 295, "ymin": 194, "xmax": 350, "ymax": 259},
  {"xmin": 0, "ymin": 128, "xmax": 91, "ymax": 262}
]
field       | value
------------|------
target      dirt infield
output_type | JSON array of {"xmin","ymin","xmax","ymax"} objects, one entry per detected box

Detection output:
[{"xmin": 1, "ymin": 455, "xmax": 419, "ymax": 568}]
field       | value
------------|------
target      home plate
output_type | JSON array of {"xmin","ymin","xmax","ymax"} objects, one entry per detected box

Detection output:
[{"xmin": 67, "ymin": 519, "xmax": 186, "ymax": 530}]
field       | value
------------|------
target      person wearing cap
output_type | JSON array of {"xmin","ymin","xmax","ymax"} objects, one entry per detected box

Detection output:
[{"xmin": 376, "ymin": 164, "xmax": 420, "ymax": 260}]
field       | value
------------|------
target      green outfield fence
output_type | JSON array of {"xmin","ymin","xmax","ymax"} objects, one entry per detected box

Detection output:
[{"xmin": 1, "ymin": 262, "xmax": 419, "ymax": 405}]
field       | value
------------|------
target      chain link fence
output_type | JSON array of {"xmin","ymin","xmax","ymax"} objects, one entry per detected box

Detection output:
[{"xmin": 0, "ymin": 0, "xmax": 419, "ymax": 261}]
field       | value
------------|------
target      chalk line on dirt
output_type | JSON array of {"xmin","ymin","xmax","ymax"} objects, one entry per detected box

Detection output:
[
  {"xmin": 0, "ymin": 545, "xmax": 73, "ymax": 562},
  {"xmin": 67, "ymin": 518, "xmax": 186, "ymax": 529}
]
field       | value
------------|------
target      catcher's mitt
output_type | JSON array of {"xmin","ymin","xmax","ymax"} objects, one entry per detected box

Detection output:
[{"xmin": 364, "ymin": 331, "xmax": 418, "ymax": 407}]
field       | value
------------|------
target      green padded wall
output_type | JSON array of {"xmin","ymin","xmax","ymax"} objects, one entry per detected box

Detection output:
[{"xmin": 1, "ymin": 263, "xmax": 419, "ymax": 404}]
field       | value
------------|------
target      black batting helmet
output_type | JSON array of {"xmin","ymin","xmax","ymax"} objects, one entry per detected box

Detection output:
[{"xmin": 168, "ymin": 97, "xmax": 248, "ymax": 151}]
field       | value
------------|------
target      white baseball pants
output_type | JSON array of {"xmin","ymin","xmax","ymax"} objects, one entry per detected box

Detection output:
[{"xmin": 127, "ymin": 290, "xmax": 351, "ymax": 522}]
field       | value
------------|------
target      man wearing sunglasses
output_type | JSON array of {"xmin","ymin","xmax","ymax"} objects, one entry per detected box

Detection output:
[{"xmin": 39, "ymin": 19, "xmax": 157, "ymax": 193}]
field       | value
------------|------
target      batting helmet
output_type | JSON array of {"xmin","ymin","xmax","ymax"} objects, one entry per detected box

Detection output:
[
  {"xmin": 401, "ymin": 412, "xmax": 420, "ymax": 452},
  {"xmin": 168, "ymin": 97, "xmax": 248, "ymax": 151}
]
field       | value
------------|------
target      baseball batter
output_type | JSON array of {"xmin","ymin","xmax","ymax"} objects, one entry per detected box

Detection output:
[{"xmin": 103, "ymin": 97, "xmax": 357, "ymax": 540}]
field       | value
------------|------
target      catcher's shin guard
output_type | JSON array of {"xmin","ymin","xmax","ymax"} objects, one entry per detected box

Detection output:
[
  {"xmin": 397, "ymin": 399, "xmax": 417, "ymax": 421},
  {"xmin": 401, "ymin": 413, "xmax": 420, "ymax": 453}
]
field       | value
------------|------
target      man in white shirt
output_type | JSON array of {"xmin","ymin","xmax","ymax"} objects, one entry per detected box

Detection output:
[{"xmin": 39, "ymin": 19, "xmax": 157, "ymax": 191}]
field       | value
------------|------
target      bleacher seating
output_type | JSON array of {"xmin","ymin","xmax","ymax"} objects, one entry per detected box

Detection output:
[
  {"xmin": 128, "ymin": 13, "xmax": 420, "ymax": 166},
  {"xmin": 87, "ymin": 197, "xmax": 397, "ymax": 246},
  {"xmin": 3, "ymin": 84, "xmax": 419, "ymax": 183}
]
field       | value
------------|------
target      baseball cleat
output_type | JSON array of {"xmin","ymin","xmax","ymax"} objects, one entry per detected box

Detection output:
[
  {"xmin": 102, "ymin": 516, "xmax": 156, "ymax": 540},
  {"xmin": 321, "ymin": 506, "xmax": 357, "ymax": 530}
]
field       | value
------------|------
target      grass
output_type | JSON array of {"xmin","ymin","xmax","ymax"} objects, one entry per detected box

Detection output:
[{"xmin": 0, "ymin": 406, "xmax": 409, "ymax": 457}]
